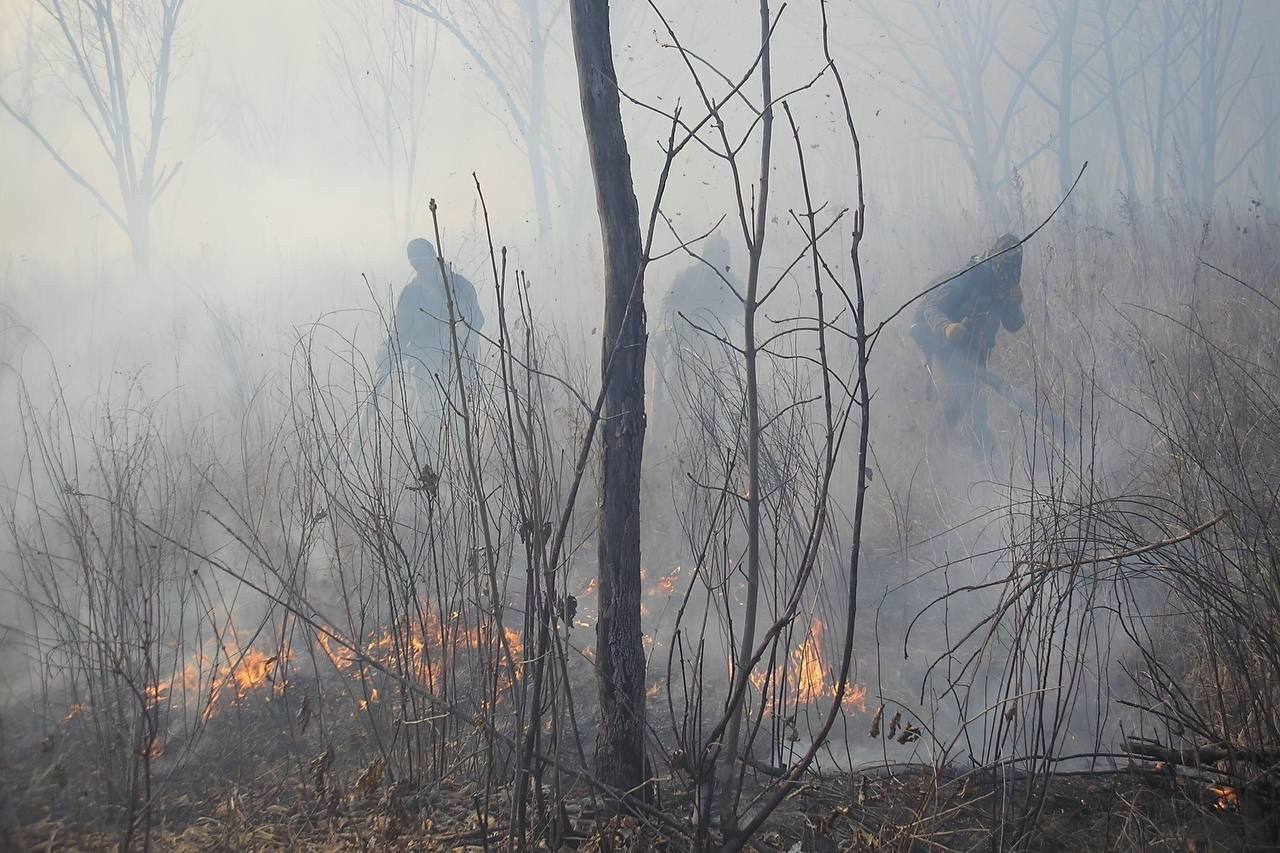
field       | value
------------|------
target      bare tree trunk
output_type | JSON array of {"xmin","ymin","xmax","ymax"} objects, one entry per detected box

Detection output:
[
  {"xmin": 1150, "ymin": 4, "xmax": 1178, "ymax": 204},
  {"xmin": 716, "ymin": 0, "xmax": 775, "ymax": 832},
  {"xmin": 526, "ymin": 124, "xmax": 554, "ymax": 236},
  {"xmin": 1259, "ymin": 50, "xmax": 1280, "ymax": 207},
  {"xmin": 525, "ymin": 0, "xmax": 555, "ymax": 235},
  {"xmin": 395, "ymin": 0, "xmax": 566, "ymax": 236},
  {"xmin": 568, "ymin": 0, "xmax": 648, "ymax": 799},
  {"xmin": 1196, "ymin": 2, "xmax": 1224, "ymax": 212},
  {"xmin": 1099, "ymin": 0, "xmax": 1140, "ymax": 215},
  {"xmin": 1055, "ymin": 0, "xmax": 1078, "ymax": 197},
  {"xmin": 126, "ymin": 197, "xmax": 152, "ymax": 279}
]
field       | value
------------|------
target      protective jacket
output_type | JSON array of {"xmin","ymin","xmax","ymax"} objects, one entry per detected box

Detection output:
[
  {"xmin": 394, "ymin": 265, "xmax": 484, "ymax": 362},
  {"xmin": 659, "ymin": 262, "xmax": 739, "ymax": 334},
  {"xmin": 914, "ymin": 257, "xmax": 1023, "ymax": 367}
]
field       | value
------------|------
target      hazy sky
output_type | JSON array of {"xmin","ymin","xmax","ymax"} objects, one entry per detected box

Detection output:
[{"xmin": 0, "ymin": 1, "xmax": 964, "ymax": 277}]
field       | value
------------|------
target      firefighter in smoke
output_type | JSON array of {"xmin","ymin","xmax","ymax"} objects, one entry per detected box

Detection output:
[
  {"xmin": 911, "ymin": 233, "xmax": 1025, "ymax": 456},
  {"xmin": 660, "ymin": 231, "xmax": 739, "ymax": 326},
  {"xmin": 364, "ymin": 238, "xmax": 484, "ymax": 437},
  {"xmin": 650, "ymin": 231, "xmax": 741, "ymax": 411}
]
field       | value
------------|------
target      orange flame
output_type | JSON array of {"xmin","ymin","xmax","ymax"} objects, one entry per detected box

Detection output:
[
  {"xmin": 840, "ymin": 682, "xmax": 867, "ymax": 713},
  {"xmin": 1209, "ymin": 784, "xmax": 1238, "ymax": 811},
  {"xmin": 133, "ymin": 601, "xmax": 543, "ymax": 742},
  {"xmin": 145, "ymin": 681, "xmax": 169, "ymax": 707},
  {"xmin": 748, "ymin": 619, "xmax": 867, "ymax": 714},
  {"xmin": 318, "ymin": 634, "xmax": 353, "ymax": 671},
  {"xmin": 792, "ymin": 625, "xmax": 828, "ymax": 704},
  {"xmin": 188, "ymin": 645, "xmax": 290, "ymax": 720},
  {"xmin": 749, "ymin": 667, "xmax": 770, "ymax": 694},
  {"xmin": 230, "ymin": 649, "xmax": 275, "ymax": 697},
  {"xmin": 652, "ymin": 566, "xmax": 680, "ymax": 596},
  {"xmin": 63, "ymin": 704, "xmax": 84, "ymax": 723},
  {"xmin": 503, "ymin": 626, "xmax": 523, "ymax": 661}
]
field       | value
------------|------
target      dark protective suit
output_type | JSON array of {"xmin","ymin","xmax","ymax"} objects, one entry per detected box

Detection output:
[
  {"xmin": 392, "ymin": 264, "xmax": 485, "ymax": 372},
  {"xmin": 651, "ymin": 237, "xmax": 742, "ymax": 411},
  {"xmin": 658, "ymin": 258, "xmax": 739, "ymax": 333},
  {"xmin": 912, "ymin": 240, "xmax": 1024, "ymax": 454},
  {"xmin": 366, "ymin": 261, "xmax": 485, "ymax": 444}
]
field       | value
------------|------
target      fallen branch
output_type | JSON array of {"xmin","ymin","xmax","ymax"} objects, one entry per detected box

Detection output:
[{"xmin": 1124, "ymin": 738, "xmax": 1280, "ymax": 770}]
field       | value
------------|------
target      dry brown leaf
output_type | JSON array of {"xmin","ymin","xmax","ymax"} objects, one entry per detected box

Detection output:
[
  {"xmin": 868, "ymin": 704, "xmax": 885, "ymax": 738},
  {"xmin": 356, "ymin": 757, "xmax": 384, "ymax": 798}
]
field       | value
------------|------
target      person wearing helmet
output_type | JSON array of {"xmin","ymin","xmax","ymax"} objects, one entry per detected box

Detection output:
[
  {"xmin": 650, "ymin": 231, "xmax": 741, "ymax": 415},
  {"xmin": 365, "ymin": 238, "xmax": 485, "ymax": 436},
  {"xmin": 659, "ymin": 232, "xmax": 739, "ymax": 330},
  {"xmin": 393, "ymin": 237, "xmax": 484, "ymax": 377},
  {"xmin": 911, "ymin": 233, "xmax": 1025, "ymax": 455}
]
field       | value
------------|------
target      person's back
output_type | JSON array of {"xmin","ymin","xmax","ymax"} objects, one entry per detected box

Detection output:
[
  {"xmin": 650, "ymin": 232, "xmax": 742, "ymax": 432},
  {"xmin": 657, "ymin": 233, "xmax": 740, "ymax": 335},
  {"xmin": 395, "ymin": 238, "xmax": 484, "ymax": 370},
  {"xmin": 356, "ymin": 238, "xmax": 484, "ymax": 450}
]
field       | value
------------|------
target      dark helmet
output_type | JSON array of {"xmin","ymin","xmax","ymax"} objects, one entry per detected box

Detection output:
[
  {"xmin": 703, "ymin": 231, "xmax": 731, "ymax": 271},
  {"xmin": 989, "ymin": 232, "xmax": 1021, "ymax": 258},
  {"xmin": 406, "ymin": 237, "xmax": 436, "ymax": 267},
  {"xmin": 987, "ymin": 232, "xmax": 1022, "ymax": 283}
]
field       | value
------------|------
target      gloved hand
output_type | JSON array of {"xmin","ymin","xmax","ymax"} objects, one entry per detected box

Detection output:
[{"xmin": 944, "ymin": 321, "xmax": 968, "ymax": 343}]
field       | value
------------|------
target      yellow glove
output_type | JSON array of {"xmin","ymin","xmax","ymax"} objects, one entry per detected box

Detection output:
[{"xmin": 944, "ymin": 322, "xmax": 968, "ymax": 343}]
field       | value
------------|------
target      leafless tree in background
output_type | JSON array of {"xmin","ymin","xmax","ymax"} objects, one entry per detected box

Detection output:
[
  {"xmin": 1175, "ymin": 0, "xmax": 1280, "ymax": 211},
  {"xmin": 1087, "ymin": 0, "xmax": 1280, "ymax": 212},
  {"xmin": 328, "ymin": 0, "xmax": 438, "ymax": 241},
  {"xmin": 220, "ymin": 67, "xmax": 301, "ymax": 177},
  {"xmin": 1011, "ymin": 0, "xmax": 1153, "ymax": 211},
  {"xmin": 396, "ymin": 0, "xmax": 566, "ymax": 235},
  {"xmin": 1092, "ymin": 0, "xmax": 1147, "ymax": 208},
  {"xmin": 1018, "ymin": 0, "xmax": 1086, "ymax": 198},
  {"xmin": 1014, "ymin": 0, "xmax": 1145, "ymax": 201},
  {"xmin": 855, "ymin": 0, "xmax": 1280, "ymax": 217},
  {"xmin": 1254, "ymin": 45, "xmax": 1280, "ymax": 206},
  {"xmin": 1128, "ymin": 2, "xmax": 1198, "ymax": 206},
  {"xmin": 858, "ymin": 0, "xmax": 1052, "ymax": 215},
  {"xmin": 0, "ymin": 0, "xmax": 190, "ymax": 276}
]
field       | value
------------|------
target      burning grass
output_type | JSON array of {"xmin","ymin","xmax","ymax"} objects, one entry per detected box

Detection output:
[{"xmin": 748, "ymin": 618, "xmax": 869, "ymax": 717}]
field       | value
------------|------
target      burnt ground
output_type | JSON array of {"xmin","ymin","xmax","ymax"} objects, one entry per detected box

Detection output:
[{"xmin": 4, "ymin": 739, "xmax": 1275, "ymax": 852}]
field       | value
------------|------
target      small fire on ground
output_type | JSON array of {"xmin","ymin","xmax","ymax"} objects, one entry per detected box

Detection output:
[
  {"xmin": 60, "ymin": 604, "xmax": 527, "ymax": 735},
  {"xmin": 749, "ymin": 618, "xmax": 866, "ymax": 713},
  {"xmin": 1209, "ymin": 784, "xmax": 1239, "ymax": 812}
]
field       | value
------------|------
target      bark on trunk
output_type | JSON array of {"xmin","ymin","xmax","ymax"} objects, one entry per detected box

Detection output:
[
  {"xmin": 568, "ymin": 0, "xmax": 648, "ymax": 799},
  {"xmin": 127, "ymin": 197, "xmax": 151, "ymax": 279}
]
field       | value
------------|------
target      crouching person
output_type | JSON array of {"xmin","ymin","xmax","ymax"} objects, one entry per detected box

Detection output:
[{"xmin": 911, "ymin": 233, "xmax": 1025, "ymax": 459}]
